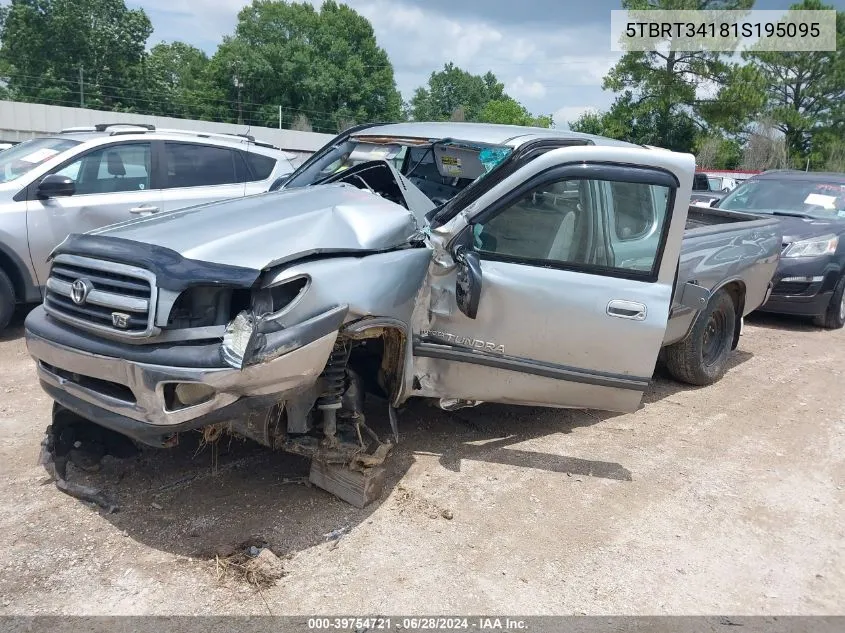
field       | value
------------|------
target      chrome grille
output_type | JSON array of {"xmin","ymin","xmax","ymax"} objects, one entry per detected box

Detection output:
[{"xmin": 44, "ymin": 254, "xmax": 158, "ymax": 338}]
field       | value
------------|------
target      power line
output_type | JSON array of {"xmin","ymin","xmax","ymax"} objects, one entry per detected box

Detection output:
[
  {"xmin": 4, "ymin": 81, "xmax": 353, "ymax": 124},
  {"xmin": 5, "ymin": 72, "xmax": 380, "ymax": 120}
]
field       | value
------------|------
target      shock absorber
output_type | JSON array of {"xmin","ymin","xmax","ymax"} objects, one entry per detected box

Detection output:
[{"xmin": 316, "ymin": 340, "xmax": 351, "ymax": 443}]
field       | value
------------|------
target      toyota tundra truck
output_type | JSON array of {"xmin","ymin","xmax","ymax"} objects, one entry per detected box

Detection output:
[{"xmin": 24, "ymin": 122, "xmax": 780, "ymax": 506}]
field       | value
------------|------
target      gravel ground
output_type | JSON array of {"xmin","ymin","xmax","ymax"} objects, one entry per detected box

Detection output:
[{"xmin": 0, "ymin": 308, "xmax": 842, "ymax": 615}]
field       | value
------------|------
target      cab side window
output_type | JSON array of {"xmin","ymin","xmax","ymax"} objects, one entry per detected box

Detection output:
[
  {"xmin": 473, "ymin": 176, "xmax": 672, "ymax": 278},
  {"xmin": 54, "ymin": 143, "xmax": 151, "ymax": 195}
]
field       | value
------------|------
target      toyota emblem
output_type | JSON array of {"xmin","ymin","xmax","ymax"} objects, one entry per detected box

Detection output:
[{"xmin": 70, "ymin": 278, "xmax": 93, "ymax": 305}]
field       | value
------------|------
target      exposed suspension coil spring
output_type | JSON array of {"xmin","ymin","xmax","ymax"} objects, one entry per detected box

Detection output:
[{"xmin": 317, "ymin": 340, "xmax": 351, "ymax": 409}]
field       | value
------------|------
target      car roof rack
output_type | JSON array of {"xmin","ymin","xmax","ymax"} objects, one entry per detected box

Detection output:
[
  {"xmin": 57, "ymin": 124, "xmax": 286, "ymax": 152},
  {"xmin": 59, "ymin": 126, "xmax": 97, "ymax": 133},
  {"xmin": 59, "ymin": 123, "xmax": 156, "ymax": 134},
  {"xmin": 154, "ymin": 128, "xmax": 281, "ymax": 150},
  {"xmin": 95, "ymin": 123, "xmax": 156, "ymax": 132}
]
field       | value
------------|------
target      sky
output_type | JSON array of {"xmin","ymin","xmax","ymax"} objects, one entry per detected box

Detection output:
[{"xmin": 125, "ymin": 0, "xmax": 843, "ymax": 128}]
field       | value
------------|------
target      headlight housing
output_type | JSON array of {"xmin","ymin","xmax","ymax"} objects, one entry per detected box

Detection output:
[
  {"xmin": 782, "ymin": 234, "xmax": 839, "ymax": 258},
  {"xmin": 222, "ymin": 311, "xmax": 258, "ymax": 369},
  {"xmin": 221, "ymin": 275, "xmax": 310, "ymax": 369}
]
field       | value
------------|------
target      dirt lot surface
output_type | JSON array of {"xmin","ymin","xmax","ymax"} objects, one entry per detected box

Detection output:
[{"xmin": 0, "ymin": 309, "xmax": 842, "ymax": 616}]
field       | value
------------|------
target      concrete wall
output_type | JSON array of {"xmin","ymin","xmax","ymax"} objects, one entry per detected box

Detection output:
[{"xmin": 0, "ymin": 100, "xmax": 335, "ymax": 163}]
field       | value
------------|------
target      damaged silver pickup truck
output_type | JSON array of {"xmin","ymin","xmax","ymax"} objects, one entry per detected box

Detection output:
[{"xmin": 25, "ymin": 122, "xmax": 780, "ymax": 506}]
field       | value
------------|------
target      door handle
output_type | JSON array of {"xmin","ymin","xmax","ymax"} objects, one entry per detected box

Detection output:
[
  {"xmin": 129, "ymin": 205, "xmax": 159, "ymax": 214},
  {"xmin": 606, "ymin": 300, "xmax": 647, "ymax": 321}
]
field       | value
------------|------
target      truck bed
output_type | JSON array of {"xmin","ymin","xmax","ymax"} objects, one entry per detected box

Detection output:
[
  {"xmin": 662, "ymin": 206, "xmax": 781, "ymax": 347},
  {"xmin": 685, "ymin": 206, "xmax": 751, "ymax": 230}
]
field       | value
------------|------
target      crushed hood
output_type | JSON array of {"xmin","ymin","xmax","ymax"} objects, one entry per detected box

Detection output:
[{"xmin": 92, "ymin": 183, "xmax": 421, "ymax": 270}]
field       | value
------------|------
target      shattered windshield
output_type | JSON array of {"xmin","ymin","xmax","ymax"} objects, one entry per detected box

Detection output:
[
  {"xmin": 283, "ymin": 135, "xmax": 513, "ymax": 206},
  {"xmin": 0, "ymin": 137, "xmax": 80, "ymax": 183},
  {"xmin": 719, "ymin": 178, "xmax": 845, "ymax": 219}
]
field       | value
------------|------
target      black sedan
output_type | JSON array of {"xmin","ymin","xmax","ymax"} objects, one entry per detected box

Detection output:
[{"xmin": 715, "ymin": 170, "xmax": 845, "ymax": 328}]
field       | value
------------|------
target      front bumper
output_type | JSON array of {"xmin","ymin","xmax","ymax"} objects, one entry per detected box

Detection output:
[
  {"xmin": 759, "ymin": 259, "xmax": 841, "ymax": 317},
  {"xmin": 25, "ymin": 305, "xmax": 345, "ymax": 445}
]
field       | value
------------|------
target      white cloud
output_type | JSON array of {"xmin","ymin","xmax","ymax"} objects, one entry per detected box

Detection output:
[
  {"xmin": 507, "ymin": 76, "xmax": 547, "ymax": 100},
  {"xmin": 553, "ymin": 105, "xmax": 598, "ymax": 129},
  {"xmin": 349, "ymin": 0, "xmax": 619, "ymax": 116},
  {"xmin": 131, "ymin": 0, "xmax": 621, "ymax": 119}
]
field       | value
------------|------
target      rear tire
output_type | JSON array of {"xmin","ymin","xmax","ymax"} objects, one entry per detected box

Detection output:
[
  {"xmin": 812, "ymin": 274, "xmax": 845, "ymax": 329},
  {"xmin": 0, "ymin": 268, "xmax": 15, "ymax": 332},
  {"xmin": 665, "ymin": 289, "xmax": 736, "ymax": 386}
]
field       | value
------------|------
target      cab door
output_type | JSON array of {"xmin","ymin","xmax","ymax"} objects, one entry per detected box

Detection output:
[
  {"xmin": 26, "ymin": 140, "xmax": 159, "ymax": 287},
  {"xmin": 411, "ymin": 145, "xmax": 694, "ymax": 413}
]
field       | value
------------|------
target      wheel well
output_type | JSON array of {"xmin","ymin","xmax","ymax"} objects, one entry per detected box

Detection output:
[
  {"xmin": 345, "ymin": 326, "xmax": 407, "ymax": 403},
  {"xmin": 718, "ymin": 280, "xmax": 746, "ymax": 350},
  {"xmin": 0, "ymin": 249, "xmax": 25, "ymax": 303}
]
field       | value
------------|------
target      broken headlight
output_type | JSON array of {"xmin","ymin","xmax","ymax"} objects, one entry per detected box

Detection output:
[
  {"xmin": 222, "ymin": 311, "xmax": 258, "ymax": 369},
  {"xmin": 221, "ymin": 276, "xmax": 310, "ymax": 369}
]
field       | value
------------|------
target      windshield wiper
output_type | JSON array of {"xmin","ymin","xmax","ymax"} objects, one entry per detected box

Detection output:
[{"xmin": 771, "ymin": 210, "xmax": 813, "ymax": 219}]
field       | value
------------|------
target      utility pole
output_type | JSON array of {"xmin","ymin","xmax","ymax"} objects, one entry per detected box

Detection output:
[
  {"xmin": 233, "ymin": 75, "xmax": 244, "ymax": 125},
  {"xmin": 79, "ymin": 65, "xmax": 84, "ymax": 108},
  {"xmin": 279, "ymin": 105, "xmax": 282, "ymax": 129}
]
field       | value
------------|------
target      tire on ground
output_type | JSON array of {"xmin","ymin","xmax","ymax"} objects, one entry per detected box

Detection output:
[
  {"xmin": 664, "ymin": 289, "xmax": 736, "ymax": 386},
  {"xmin": 812, "ymin": 274, "xmax": 845, "ymax": 330},
  {"xmin": 0, "ymin": 268, "xmax": 15, "ymax": 332}
]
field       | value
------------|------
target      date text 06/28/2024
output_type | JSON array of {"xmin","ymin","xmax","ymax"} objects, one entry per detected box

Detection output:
[{"xmin": 306, "ymin": 617, "xmax": 529, "ymax": 630}]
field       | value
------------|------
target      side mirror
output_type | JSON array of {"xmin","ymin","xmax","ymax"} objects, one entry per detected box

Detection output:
[
  {"xmin": 454, "ymin": 246, "xmax": 482, "ymax": 319},
  {"xmin": 37, "ymin": 174, "xmax": 75, "ymax": 198}
]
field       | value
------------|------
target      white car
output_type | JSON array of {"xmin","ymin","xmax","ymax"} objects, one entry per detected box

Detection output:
[{"xmin": 0, "ymin": 123, "xmax": 296, "ymax": 330}]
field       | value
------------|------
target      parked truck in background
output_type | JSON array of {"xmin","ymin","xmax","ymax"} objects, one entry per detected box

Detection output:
[{"xmin": 24, "ymin": 122, "xmax": 780, "ymax": 506}]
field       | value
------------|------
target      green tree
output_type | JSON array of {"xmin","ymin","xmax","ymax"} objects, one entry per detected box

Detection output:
[
  {"xmin": 410, "ymin": 63, "xmax": 506, "ymax": 121},
  {"xmin": 602, "ymin": 0, "xmax": 754, "ymax": 151},
  {"xmin": 409, "ymin": 64, "xmax": 551, "ymax": 126},
  {"xmin": 0, "ymin": 0, "xmax": 152, "ymax": 110},
  {"xmin": 694, "ymin": 133, "xmax": 742, "ymax": 169},
  {"xmin": 569, "ymin": 92, "xmax": 696, "ymax": 148},
  {"xmin": 141, "ymin": 42, "xmax": 215, "ymax": 120},
  {"xmin": 808, "ymin": 126, "xmax": 845, "ymax": 171},
  {"xmin": 208, "ymin": 0, "xmax": 402, "ymax": 132},
  {"xmin": 478, "ymin": 97, "xmax": 552, "ymax": 127},
  {"xmin": 568, "ymin": 110, "xmax": 609, "ymax": 135},
  {"xmin": 743, "ymin": 0, "xmax": 845, "ymax": 161}
]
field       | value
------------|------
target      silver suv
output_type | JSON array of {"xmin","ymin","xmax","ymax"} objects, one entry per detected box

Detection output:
[{"xmin": 0, "ymin": 123, "xmax": 296, "ymax": 330}]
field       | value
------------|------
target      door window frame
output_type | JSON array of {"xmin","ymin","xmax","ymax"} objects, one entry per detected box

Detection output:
[
  {"xmin": 243, "ymin": 149, "xmax": 280, "ymax": 182},
  {"xmin": 24, "ymin": 139, "xmax": 159, "ymax": 201},
  {"xmin": 159, "ymin": 140, "xmax": 251, "ymax": 190},
  {"xmin": 458, "ymin": 162, "xmax": 679, "ymax": 283}
]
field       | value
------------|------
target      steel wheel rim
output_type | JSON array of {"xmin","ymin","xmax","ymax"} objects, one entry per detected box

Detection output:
[
  {"xmin": 702, "ymin": 310, "xmax": 727, "ymax": 367},
  {"xmin": 839, "ymin": 292, "xmax": 845, "ymax": 322}
]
